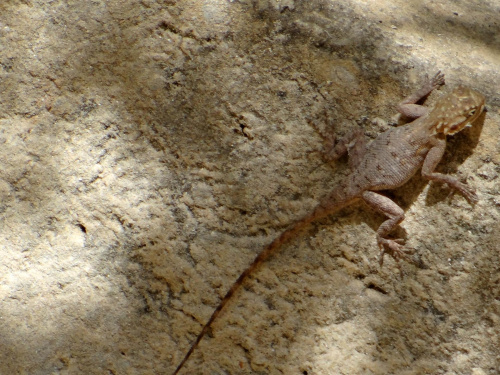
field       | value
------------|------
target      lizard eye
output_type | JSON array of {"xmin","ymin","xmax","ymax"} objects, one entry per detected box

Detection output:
[{"xmin": 468, "ymin": 109, "xmax": 476, "ymax": 116}]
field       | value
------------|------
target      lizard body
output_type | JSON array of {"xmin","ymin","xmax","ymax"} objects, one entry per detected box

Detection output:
[{"xmin": 172, "ymin": 72, "xmax": 485, "ymax": 374}]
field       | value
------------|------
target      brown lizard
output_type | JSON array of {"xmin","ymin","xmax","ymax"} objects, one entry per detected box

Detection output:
[{"xmin": 172, "ymin": 71, "xmax": 485, "ymax": 374}]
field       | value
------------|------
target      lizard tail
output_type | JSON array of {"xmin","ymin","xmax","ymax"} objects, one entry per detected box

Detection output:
[{"xmin": 172, "ymin": 190, "xmax": 358, "ymax": 375}]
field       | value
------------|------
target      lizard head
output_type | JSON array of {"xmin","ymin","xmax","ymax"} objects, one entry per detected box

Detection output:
[{"xmin": 431, "ymin": 86, "xmax": 485, "ymax": 135}]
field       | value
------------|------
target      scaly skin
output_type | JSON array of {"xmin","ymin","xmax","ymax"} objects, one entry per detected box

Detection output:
[{"xmin": 172, "ymin": 72, "xmax": 485, "ymax": 374}]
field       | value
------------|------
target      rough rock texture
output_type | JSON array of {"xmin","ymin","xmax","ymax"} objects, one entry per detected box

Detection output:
[{"xmin": 0, "ymin": 1, "xmax": 499, "ymax": 374}]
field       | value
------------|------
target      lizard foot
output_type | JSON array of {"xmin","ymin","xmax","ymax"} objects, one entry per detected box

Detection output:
[
  {"xmin": 429, "ymin": 70, "xmax": 445, "ymax": 89},
  {"xmin": 377, "ymin": 238, "xmax": 412, "ymax": 266},
  {"xmin": 451, "ymin": 181, "xmax": 478, "ymax": 204}
]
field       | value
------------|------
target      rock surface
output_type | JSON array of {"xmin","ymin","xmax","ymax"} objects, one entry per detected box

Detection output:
[{"xmin": 0, "ymin": 1, "xmax": 499, "ymax": 374}]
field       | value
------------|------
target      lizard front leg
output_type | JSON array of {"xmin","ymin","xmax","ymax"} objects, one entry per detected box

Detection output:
[
  {"xmin": 397, "ymin": 71, "xmax": 445, "ymax": 118},
  {"xmin": 422, "ymin": 138, "xmax": 478, "ymax": 203},
  {"xmin": 362, "ymin": 190, "xmax": 408, "ymax": 265}
]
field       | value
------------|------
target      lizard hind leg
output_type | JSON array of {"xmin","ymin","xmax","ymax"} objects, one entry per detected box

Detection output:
[
  {"xmin": 322, "ymin": 127, "xmax": 366, "ymax": 168},
  {"xmin": 361, "ymin": 190, "xmax": 411, "ymax": 265}
]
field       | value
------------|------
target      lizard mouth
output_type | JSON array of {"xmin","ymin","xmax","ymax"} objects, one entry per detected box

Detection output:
[{"xmin": 440, "ymin": 103, "xmax": 484, "ymax": 135}]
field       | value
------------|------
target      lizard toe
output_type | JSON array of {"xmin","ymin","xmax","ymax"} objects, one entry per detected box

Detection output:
[
  {"xmin": 431, "ymin": 70, "xmax": 445, "ymax": 88},
  {"xmin": 377, "ymin": 238, "xmax": 409, "ymax": 266},
  {"xmin": 456, "ymin": 183, "xmax": 478, "ymax": 203},
  {"xmin": 463, "ymin": 188, "xmax": 478, "ymax": 204}
]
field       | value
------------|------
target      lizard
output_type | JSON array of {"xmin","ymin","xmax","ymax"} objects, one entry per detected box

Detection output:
[{"xmin": 172, "ymin": 71, "xmax": 485, "ymax": 374}]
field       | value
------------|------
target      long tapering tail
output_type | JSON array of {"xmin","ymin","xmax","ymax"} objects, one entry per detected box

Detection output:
[{"xmin": 172, "ymin": 189, "xmax": 358, "ymax": 374}]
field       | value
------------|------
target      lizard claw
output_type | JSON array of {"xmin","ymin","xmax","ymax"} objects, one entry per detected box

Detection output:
[
  {"xmin": 430, "ymin": 70, "xmax": 445, "ymax": 89},
  {"xmin": 377, "ymin": 238, "xmax": 411, "ymax": 266},
  {"xmin": 457, "ymin": 183, "xmax": 478, "ymax": 204},
  {"xmin": 447, "ymin": 181, "xmax": 478, "ymax": 204}
]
